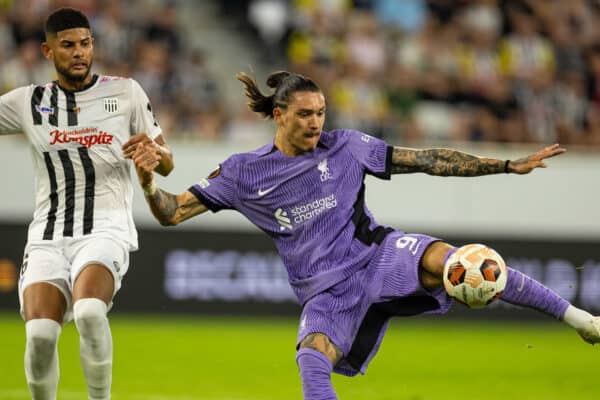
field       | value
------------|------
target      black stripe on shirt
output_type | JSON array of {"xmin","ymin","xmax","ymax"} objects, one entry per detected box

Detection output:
[
  {"xmin": 78, "ymin": 147, "xmax": 95, "ymax": 235},
  {"xmin": 345, "ymin": 296, "xmax": 440, "ymax": 371},
  {"xmin": 368, "ymin": 145, "xmax": 393, "ymax": 180},
  {"xmin": 65, "ymin": 90, "xmax": 78, "ymax": 126},
  {"xmin": 42, "ymin": 152, "xmax": 59, "ymax": 240},
  {"xmin": 49, "ymin": 84, "xmax": 59, "ymax": 127},
  {"xmin": 58, "ymin": 150, "xmax": 75, "ymax": 237},
  {"xmin": 351, "ymin": 182, "xmax": 393, "ymax": 245},
  {"xmin": 30, "ymin": 86, "xmax": 45, "ymax": 125},
  {"xmin": 188, "ymin": 186, "xmax": 223, "ymax": 212}
]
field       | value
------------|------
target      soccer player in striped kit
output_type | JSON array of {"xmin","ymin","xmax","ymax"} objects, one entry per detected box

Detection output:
[
  {"xmin": 132, "ymin": 71, "xmax": 599, "ymax": 399},
  {"xmin": 0, "ymin": 8, "xmax": 173, "ymax": 400}
]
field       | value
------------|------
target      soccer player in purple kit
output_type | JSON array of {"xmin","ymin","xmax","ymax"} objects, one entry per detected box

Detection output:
[{"xmin": 130, "ymin": 71, "xmax": 600, "ymax": 399}]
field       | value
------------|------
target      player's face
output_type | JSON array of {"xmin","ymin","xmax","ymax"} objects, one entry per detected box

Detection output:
[
  {"xmin": 275, "ymin": 91, "xmax": 326, "ymax": 155},
  {"xmin": 43, "ymin": 28, "xmax": 94, "ymax": 85}
]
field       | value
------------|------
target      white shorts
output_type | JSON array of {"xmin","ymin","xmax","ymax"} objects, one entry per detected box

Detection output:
[{"xmin": 18, "ymin": 235, "xmax": 130, "ymax": 322}]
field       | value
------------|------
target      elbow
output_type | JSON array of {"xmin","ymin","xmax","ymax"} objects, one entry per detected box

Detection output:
[{"xmin": 159, "ymin": 217, "xmax": 177, "ymax": 227}]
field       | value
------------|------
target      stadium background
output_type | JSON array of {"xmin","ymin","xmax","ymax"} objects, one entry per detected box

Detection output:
[{"xmin": 0, "ymin": 0, "xmax": 599, "ymax": 399}]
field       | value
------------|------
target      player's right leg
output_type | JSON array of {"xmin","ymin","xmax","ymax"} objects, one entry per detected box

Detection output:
[
  {"xmin": 420, "ymin": 242, "xmax": 600, "ymax": 345},
  {"xmin": 19, "ymin": 245, "xmax": 70, "ymax": 400}
]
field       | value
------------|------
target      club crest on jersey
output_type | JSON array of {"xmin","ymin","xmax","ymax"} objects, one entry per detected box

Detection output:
[
  {"xmin": 103, "ymin": 98, "xmax": 119, "ymax": 113},
  {"xmin": 35, "ymin": 105, "xmax": 54, "ymax": 115},
  {"xmin": 208, "ymin": 165, "xmax": 221, "ymax": 179},
  {"xmin": 318, "ymin": 158, "xmax": 332, "ymax": 182}
]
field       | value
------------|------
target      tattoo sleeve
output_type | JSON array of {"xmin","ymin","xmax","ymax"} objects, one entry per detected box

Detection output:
[
  {"xmin": 391, "ymin": 147, "xmax": 505, "ymax": 177},
  {"xmin": 300, "ymin": 333, "xmax": 344, "ymax": 364},
  {"xmin": 146, "ymin": 188, "xmax": 179, "ymax": 226}
]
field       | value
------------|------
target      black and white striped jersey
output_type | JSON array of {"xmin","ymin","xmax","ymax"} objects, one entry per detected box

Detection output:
[{"xmin": 0, "ymin": 74, "xmax": 162, "ymax": 250}]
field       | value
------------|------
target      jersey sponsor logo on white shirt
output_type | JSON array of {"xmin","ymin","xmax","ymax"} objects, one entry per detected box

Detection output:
[
  {"xmin": 35, "ymin": 105, "xmax": 54, "ymax": 115},
  {"xmin": 49, "ymin": 127, "xmax": 114, "ymax": 148}
]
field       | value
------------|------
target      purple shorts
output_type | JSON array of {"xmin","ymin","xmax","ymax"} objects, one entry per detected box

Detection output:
[{"xmin": 296, "ymin": 231, "xmax": 452, "ymax": 376}]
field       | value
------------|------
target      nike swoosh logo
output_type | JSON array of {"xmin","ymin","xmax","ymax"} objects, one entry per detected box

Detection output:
[{"xmin": 258, "ymin": 186, "xmax": 276, "ymax": 196}]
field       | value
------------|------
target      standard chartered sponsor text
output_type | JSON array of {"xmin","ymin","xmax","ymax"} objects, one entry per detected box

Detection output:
[{"xmin": 290, "ymin": 194, "xmax": 337, "ymax": 224}]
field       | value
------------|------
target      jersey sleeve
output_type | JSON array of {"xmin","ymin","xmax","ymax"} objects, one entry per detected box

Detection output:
[
  {"xmin": 343, "ymin": 129, "xmax": 393, "ymax": 180},
  {"xmin": 187, "ymin": 156, "xmax": 239, "ymax": 212},
  {"xmin": 129, "ymin": 79, "xmax": 162, "ymax": 139},
  {"xmin": 0, "ymin": 87, "xmax": 25, "ymax": 135}
]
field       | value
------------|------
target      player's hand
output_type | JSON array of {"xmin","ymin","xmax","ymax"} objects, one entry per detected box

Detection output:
[
  {"xmin": 508, "ymin": 144, "xmax": 566, "ymax": 175},
  {"xmin": 123, "ymin": 133, "xmax": 159, "ymax": 159},
  {"xmin": 132, "ymin": 142, "xmax": 160, "ymax": 187}
]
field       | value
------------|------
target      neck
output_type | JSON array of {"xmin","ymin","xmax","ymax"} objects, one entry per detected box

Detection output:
[
  {"xmin": 274, "ymin": 130, "xmax": 302, "ymax": 157},
  {"xmin": 57, "ymin": 73, "xmax": 94, "ymax": 92}
]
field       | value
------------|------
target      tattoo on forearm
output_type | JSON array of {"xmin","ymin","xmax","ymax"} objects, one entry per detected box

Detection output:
[
  {"xmin": 300, "ymin": 333, "xmax": 343, "ymax": 364},
  {"xmin": 148, "ymin": 188, "xmax": 179, "ymax": 225},
  {"xmin": 391, "ymin": 148, "xmax": 505, "ymax": 176}
]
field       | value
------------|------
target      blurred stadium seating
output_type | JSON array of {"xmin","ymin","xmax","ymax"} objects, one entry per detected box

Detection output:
[{"xmin": 2, "ymin": 0, "xmax": 600, "ymax": 148}]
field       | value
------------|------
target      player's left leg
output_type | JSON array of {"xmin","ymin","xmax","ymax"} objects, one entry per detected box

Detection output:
[
  {"xmin": 419, "ymin": 242, "xmax": 600, "ymax": 344},
  {"xmin": 297, "ymin": 333, "xmax": 342, "ymax": 400},
  {"xmin": 69, "ymin": 237, "xmax": 129, "ymax": 400},
  {"xmin": 72, "ymin": 264, "xmax": 114, "ymax": 400}
]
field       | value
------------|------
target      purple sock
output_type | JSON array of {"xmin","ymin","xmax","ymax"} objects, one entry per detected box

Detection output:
[
  {"xmin": 500, "ymin": 266, "xmax": 570, "ymax": 319},
  {"xmin": 296, "ymin": 348, "xmax": 337, "ymax": 400}
]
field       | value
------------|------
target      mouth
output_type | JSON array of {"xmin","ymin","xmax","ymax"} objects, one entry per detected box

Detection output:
[
  {"xmin": 71, "ymin": 63, "xmax": 88, "ymax": 71},
  {"xmin": 303, "ymin": 131, "xmax": 320, "ymax": 139}
]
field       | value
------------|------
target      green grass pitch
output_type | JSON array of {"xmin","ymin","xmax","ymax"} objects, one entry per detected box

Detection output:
[{"xmin": 0, "ymin": 312, "xmax": 598, "ymax": 399}]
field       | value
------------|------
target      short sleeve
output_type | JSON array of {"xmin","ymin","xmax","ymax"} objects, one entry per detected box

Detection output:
[
  {"xmin": 188, "ymin": 156, "xmax": 239, "ymax": 212},
  {"xmin": 343, "ymin": 129, "xmax": 393, "ymax": 180},
  {"xmin": 129, "ymin": 79, "xmax": 162, "ymax": 139},
  {"xmin": 0, "ymin": 87, "xmax": 25, "ymax": 135}
]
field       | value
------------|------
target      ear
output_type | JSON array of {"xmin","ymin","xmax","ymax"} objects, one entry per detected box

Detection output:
[
  {"xmin": 41, "ymin": 42, "xmax": 52, "ymax": 60},
  {"xmin": 273, "ymin": 107, "xmax": 284, "ymax": 125}
]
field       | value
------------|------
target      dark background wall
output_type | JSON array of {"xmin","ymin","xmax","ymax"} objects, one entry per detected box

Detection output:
[{"xmin": 1, "ymin": 223, "xmax": 598, "ymax": 317}]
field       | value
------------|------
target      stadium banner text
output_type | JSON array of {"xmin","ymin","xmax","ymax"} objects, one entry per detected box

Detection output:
[{"xmin": 0, "ymin": 223, "xmax": 598, "ymax": 317}]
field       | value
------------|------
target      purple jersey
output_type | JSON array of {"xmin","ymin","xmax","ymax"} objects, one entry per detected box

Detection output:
[{"xmin": 189, "ymin": 129, "xmax": 393, "ymax": 304}]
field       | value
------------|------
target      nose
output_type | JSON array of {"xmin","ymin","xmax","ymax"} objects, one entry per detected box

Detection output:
[{"xmin": 308, "ymin": 114, "xmax": 319, "ymax": 129}]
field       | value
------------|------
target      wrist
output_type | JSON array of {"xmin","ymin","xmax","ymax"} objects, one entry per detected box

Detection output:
[{"xmin": 142, "ymin": 180, "xmax": 157, "ymax": 196}]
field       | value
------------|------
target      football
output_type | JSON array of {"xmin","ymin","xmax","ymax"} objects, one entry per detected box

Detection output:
[{"xmin": 443, "ymin": 244, "xmax": 507, "ymax": 308}]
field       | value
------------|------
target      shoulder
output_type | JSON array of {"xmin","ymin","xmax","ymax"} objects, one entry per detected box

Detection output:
[
  {"xmin": 320, "ymin": 129, "xmax": 371, "ymax": 146},
  {"xmin": 0, "ymin": 85, "xmax": 36, "ymax": 108},
  {"xmin": 93, "ymin": 75, "xmax": 139, "ymax": 94}
]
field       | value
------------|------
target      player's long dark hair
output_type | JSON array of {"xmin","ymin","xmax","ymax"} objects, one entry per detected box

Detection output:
[{"xmin": 237, "ymin": 71, "xmax": 321, "ymax": 119}]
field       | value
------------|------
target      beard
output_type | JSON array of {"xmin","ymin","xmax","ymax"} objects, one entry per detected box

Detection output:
[{"xmin": 55, "ymin": 58, "xmax": 93, "ymax": 83}]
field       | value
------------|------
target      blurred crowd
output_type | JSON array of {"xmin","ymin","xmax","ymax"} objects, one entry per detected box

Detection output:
[
  {"xmin": 3, "ymin": 0, "xmax": 600, "ymax": 148},
  {"xmin": 243, "ymin": 0, "xmax": 600, "ymax": 148}
]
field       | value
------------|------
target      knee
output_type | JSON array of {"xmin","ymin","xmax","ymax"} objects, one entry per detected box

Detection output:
[
  {"xmin": 299, "ymin": 333, "xmax": 343, "ymax": 365},
  {"xmin": 73, "ymin": 298, "xmax": 108, "ymax": 337},
  {"xmin": 421, "ymin": 242, "xmax": 455, "ymax": 278},
  {"xmin": 25, "ymin": 319, "xmax": 61, "ymax": 379}
]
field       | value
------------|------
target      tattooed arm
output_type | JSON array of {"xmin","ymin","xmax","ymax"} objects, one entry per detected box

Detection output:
[
  {"xmin": 143, "ymin": 187, "xmax": 208, "ymax": 226},
  {"xmin": 391, "ymin": 144, "xmax": 566, "ymax": 177},
  {"xmin": 130, "ymin": 141, "xmax": 207, "ymax": 226}
]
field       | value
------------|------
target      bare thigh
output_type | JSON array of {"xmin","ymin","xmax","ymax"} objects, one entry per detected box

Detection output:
[
  {"xmin": 23, "ymin": 282, "xmax": 67, "ymax": 323},
  {"xmin": 73, "ymin": 263, "xmax": 114, "ymax": 305}
]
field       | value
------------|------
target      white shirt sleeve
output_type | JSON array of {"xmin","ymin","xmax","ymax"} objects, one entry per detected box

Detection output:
[
  {"xmin": 129, "ymin": 79, "xmax": 162, "ymax": 139},
  {"xmin": 0, "ymin": 87, "xmax": 25, "ymax": 135}
]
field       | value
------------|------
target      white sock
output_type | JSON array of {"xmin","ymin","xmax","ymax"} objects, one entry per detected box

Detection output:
[
  {"xmin": 563, "ymin": 305, "xmax": 594, "ymax": 331},
  {"xmin": 25, "ymin": 318, "xmax": 62, "ymax": 400},
  {"xmin": 73, "ymin": 298, "xmax": 113, "ymax": 400}
]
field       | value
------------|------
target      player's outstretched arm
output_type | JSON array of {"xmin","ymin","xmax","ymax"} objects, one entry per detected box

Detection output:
[
  {"xmin": 132, "ymin": 143, "xmax": 207, "ymax": 226},
  {"xmin": 123, "ymin": 133, "xmax": 174, "ymax": 176},
  {"xmin": 390, "ymin": 144, "xmax": 566, "ymax": 176}
]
